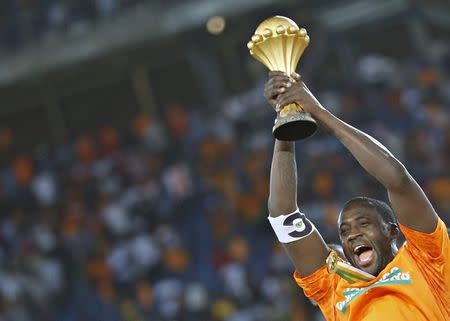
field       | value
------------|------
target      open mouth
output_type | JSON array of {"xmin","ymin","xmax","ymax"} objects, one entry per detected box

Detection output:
[{"xmin": 353, "ymin": 244, "xmax": 376, "ymax": 268}]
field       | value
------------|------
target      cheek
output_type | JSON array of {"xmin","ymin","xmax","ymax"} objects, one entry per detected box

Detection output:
[
  {"xmin": 372, "ymin": 235, "xmax": 391, "ymax": 253},
  {"xmin": 366, "ymin": 227, "xmax": 387, "ymax": 241},
  {"xmin": 341, "ymin": 244, "xmax": 352, "ymax": 259}
]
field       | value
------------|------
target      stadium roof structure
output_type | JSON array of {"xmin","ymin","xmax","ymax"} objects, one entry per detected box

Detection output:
[
  {"xmin": 0, "ymin": 0, "xmax": 288, "ymax": 86},
  {"xmin": 0, "ymin": 0, "xmax": 448, "ymax": 86}
]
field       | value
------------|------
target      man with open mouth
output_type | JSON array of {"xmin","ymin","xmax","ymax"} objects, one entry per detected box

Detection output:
[{"xmin": 264, "ymin": 71, "xmax": 449, "ymax": 320}]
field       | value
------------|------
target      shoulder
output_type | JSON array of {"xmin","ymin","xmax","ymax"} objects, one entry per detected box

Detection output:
[
  {"xmin": 293, "ymin": 265, "xmax": 338, "ymax": 302},
  {"xmin": 400, "ymin": 218, "xmax": 449, "ymax": 260}
]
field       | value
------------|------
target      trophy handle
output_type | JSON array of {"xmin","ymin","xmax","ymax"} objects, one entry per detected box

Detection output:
[{"xmin": 273, "ymin": 102, "xmax": 317, "ymax": 141}]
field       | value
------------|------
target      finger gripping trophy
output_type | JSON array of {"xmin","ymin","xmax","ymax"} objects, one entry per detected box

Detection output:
[{"xmin": 247, "ymin": 16, "xmax": 317, "ymax": 141}]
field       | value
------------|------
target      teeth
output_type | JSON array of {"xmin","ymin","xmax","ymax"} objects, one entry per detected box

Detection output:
[{"xmin": 354, "ymin": 245, "xmax": 365, "ymax": 253}]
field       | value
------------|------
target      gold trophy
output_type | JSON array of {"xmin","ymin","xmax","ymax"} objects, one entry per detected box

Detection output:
[{"xmin": 247, "ymin": 16, "xmax": 317, "ymax": 140}]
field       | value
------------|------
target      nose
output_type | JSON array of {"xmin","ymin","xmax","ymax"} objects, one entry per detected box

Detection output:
[{"xmin": 347, "ymin": 228, "xmax": 363, "ymax": 241}]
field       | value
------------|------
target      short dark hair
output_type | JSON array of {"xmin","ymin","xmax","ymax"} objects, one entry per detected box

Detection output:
[{"xmin": 341, "ymin": 196, "xmax": 397, "ymax": 225}]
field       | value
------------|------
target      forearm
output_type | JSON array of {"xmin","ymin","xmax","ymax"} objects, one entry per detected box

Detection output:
[
  {"xmin": 268, "ymin": 140, "xmax": 298, "ymax": 216},
  {"xmin": 314, "ymin": 108, "xmax": 408, "ymax": 190},
  {"xmin": 268, "ymin": 140, "xmax": 329, "ymax": 276}
]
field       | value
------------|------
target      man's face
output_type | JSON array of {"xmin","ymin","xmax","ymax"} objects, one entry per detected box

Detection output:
[{"xmin": 338, "ymin": 205, "xmax": 396, "ymax": 276}]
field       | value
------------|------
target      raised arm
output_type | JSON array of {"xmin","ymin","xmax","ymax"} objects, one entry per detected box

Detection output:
[
  {"xmin": 265, "ymin": 72, "xmax": 329, "ymax": 277},
  {"xmin": 276, "ymin": 73, "xmax": 438, "ymax": 233}
]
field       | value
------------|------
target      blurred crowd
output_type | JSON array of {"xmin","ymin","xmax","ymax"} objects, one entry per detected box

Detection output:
[
  {"xmin": 0, "ymin": 51, "xmax": 449, "ymax": 321},
  {"xmin": 0, "ymin": 0, "xmax": 157, "ymax": 51}
]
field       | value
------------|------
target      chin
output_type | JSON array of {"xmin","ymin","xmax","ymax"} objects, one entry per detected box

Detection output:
[
  {"xmin": 364, "ymin": 266, "xmax": 378, "ymax": 276},
  {"xmin": 356, "ymin": 248, "xmax": 386, "ymax": 276},
  {"xmin": 366, "ymin": 262, "xmax": 383, "ymax": 276},
  {"xmin": 355, "ymin": 259, "xmax": 381, "ymax": 276}
]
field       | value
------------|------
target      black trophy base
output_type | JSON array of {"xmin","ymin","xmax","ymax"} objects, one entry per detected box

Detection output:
[{"xmin": 273, "ymin": 112, "xmax": 317, "ymax": 141}]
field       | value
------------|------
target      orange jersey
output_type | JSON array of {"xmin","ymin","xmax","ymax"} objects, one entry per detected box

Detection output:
[{"xmin": 294, "ymin": 219, "xmax": 450, "ymax": 321}]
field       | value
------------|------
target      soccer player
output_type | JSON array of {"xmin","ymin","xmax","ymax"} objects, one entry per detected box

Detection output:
[{"xmin": 264, "ymin": 71, "xmax": 449, "ymax": 320}]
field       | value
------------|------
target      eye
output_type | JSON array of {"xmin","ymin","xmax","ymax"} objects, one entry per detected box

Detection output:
[
  {"xmin": 340, "ymin": 228, "xmax": 349, "ymax": 237},
  {"xmin": 360, "ymin": 221, "xmax": 370, "ymax": 227}
]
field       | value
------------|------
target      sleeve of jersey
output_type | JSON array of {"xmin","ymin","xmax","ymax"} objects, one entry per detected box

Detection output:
[
  {"xmin": 400, "ymin": 218, "xmax": 449, "ymax": 261},
  {"xmin": 400, "ymin": 219, "xmax": 450, "ymax": 315},
  {"xmin": 293, "ymin": 265, "xmax": 335, "ymax": 303}
]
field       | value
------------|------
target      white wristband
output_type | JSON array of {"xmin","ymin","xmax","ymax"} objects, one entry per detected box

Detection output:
[{"xmin": 268, "ymin": 209, "xmax": 316, "ymax": 243}]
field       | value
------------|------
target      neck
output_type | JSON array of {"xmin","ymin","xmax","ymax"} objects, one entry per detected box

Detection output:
[{"xmin": 391, "ymin": 243, "xmax": 399, "ymax": 256}]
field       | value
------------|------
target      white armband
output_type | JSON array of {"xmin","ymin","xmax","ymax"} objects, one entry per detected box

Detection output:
[{"xmin": 267, "ymin": 209, "xmax": 316, "ymax": 243}]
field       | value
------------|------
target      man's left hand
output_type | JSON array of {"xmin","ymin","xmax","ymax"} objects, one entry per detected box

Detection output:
[{"xmin": 276, "ymin": 73, "xmax": 325, "ymax": 116}]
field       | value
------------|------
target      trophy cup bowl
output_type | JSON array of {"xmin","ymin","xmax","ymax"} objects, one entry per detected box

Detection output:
[{"xmin": 247, "ymin": 16, "xmax": 317, "ymax": 141}]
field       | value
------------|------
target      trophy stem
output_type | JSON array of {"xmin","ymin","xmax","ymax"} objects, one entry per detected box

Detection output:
[{"xmin": 273, "ymin": 103, "xmax": 317, "ymax": 141}]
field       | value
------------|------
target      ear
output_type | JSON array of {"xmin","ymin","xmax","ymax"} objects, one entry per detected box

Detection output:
[{"xmin": 389, "ymin": 223, "xmax": 399, "ymax": 241}]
